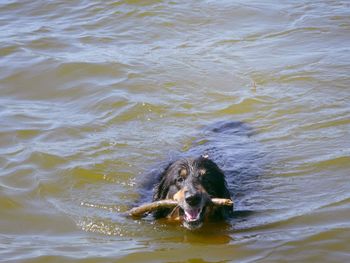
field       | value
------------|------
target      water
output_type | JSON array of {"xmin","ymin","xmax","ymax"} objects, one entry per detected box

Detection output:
[{"xmin": 1, "ymin": 0, "xmax": 349, "ymax": 262}]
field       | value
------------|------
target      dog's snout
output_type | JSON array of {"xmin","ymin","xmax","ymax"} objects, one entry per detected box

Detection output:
[{"xmin": 185, "ymin": 192, "xmax": 201, "ymax": 206}]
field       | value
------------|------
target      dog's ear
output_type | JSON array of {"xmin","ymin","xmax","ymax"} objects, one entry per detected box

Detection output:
[
  {"xmin": 152, "ymin": 162, "xmax": 173, "ymax": 201},
  {"xmin": 197, "ymin": 157, "xmax": 231, "ymax": 200},
  {"xmin": 152, "ymin": 162, "xmax": 179, "ymax": 218}
]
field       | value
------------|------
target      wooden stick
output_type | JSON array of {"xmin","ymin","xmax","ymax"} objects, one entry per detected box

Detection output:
[
  {"xmin": 128, "ymin": 198, "xmax": 233, "ymax": 217},
  {"xmin": 128, "ymin": 200, "xmax": 178, "ymax": 217},
  {"xmin": 211, "ymin": 198, "xmax": 234, "ymax": 207}
]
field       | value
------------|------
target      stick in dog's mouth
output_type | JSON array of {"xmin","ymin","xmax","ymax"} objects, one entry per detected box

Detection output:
[{"xmin": 127, "ymin": 198, "xmax": 233, "ymax": 217}]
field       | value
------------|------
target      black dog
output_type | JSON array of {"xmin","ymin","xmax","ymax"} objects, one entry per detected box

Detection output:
[
  {"xmin": 138, "ymin": 121, "xmax": 260, "ymax": 230},
  {"xmin": 152, "ymin": 155, "xmax": 233, "ymax": 230}
]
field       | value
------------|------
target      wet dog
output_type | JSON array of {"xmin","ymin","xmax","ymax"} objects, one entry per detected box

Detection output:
[
  {"xmin": 138, "ymin": 121, "xmax": 260, "ymax": 230},
  {"xmin": 152, "ymin": 155, "xmax": 233, "ymax": 230}
]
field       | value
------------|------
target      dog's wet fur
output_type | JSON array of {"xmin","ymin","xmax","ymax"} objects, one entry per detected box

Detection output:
[
  {"xmin": 138, "ymin": 121, "xmax": 261, "ymax": 230},
  {"xmin": 153, "ymin": 156, "xmax": 233, "ymax": 230}
]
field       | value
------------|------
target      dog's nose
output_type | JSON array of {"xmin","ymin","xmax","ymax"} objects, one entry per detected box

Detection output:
[{"xmin": 185, "ymin": 192, "xmax": 201, "ymax": 206}]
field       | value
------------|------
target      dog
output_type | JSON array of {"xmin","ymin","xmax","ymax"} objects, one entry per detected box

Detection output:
[
  {"xmin": 137, "ymin": 121, "xmax": 259, "ymax": 230},
  {"xmin": 152, "ymin": 155, "xmax": 233, "ymax": 230}
]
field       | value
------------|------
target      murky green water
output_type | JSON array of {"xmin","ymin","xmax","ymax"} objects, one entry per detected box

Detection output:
[{"xmin": 1, "ymin": 0, "xmax": 350, "ymax": 262}]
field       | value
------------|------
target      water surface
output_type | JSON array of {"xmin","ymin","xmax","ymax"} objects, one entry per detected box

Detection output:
[{"xmin": 1, "ymin": 0, "xmax": 350, "ymax": 262}]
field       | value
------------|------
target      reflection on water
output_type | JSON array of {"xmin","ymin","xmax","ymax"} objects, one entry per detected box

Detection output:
[{"xmin": 1, "ymin": 0, "xmax": 350, "ymax": 262}]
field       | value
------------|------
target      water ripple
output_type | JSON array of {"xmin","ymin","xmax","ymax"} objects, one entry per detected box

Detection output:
[{"xmin": 1, "ymin": 0, "xmax": 350, "ymax": 262}]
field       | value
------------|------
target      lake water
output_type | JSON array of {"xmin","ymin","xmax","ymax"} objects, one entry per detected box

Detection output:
[{"xmin": 1, "ymin": 0, "xmax": 350, "ymax": 262}]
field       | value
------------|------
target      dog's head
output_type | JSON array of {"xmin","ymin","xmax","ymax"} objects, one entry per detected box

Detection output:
[{"xmin": 153, "ymin": 156, "xmax": 232, "ymax": 229}]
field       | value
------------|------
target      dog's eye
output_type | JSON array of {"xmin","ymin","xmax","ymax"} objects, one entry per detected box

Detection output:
[{"xmin": 176, "ymin": 177, "xmax": 184, "ymax": 183}]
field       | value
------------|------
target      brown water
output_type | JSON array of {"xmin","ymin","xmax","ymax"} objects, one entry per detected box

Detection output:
[{"xmin": 1, "ymin": 0, "xmax": 350, "ymax": 262}]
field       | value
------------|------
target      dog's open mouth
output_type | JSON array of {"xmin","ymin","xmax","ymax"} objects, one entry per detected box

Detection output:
[
  {"xmin": 184, "ymin": 207, "xmax": 202, "ymax": 222},
  {"xmin": 181, "ymin": 206, "xmax": 205, "ymax": 229}
]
